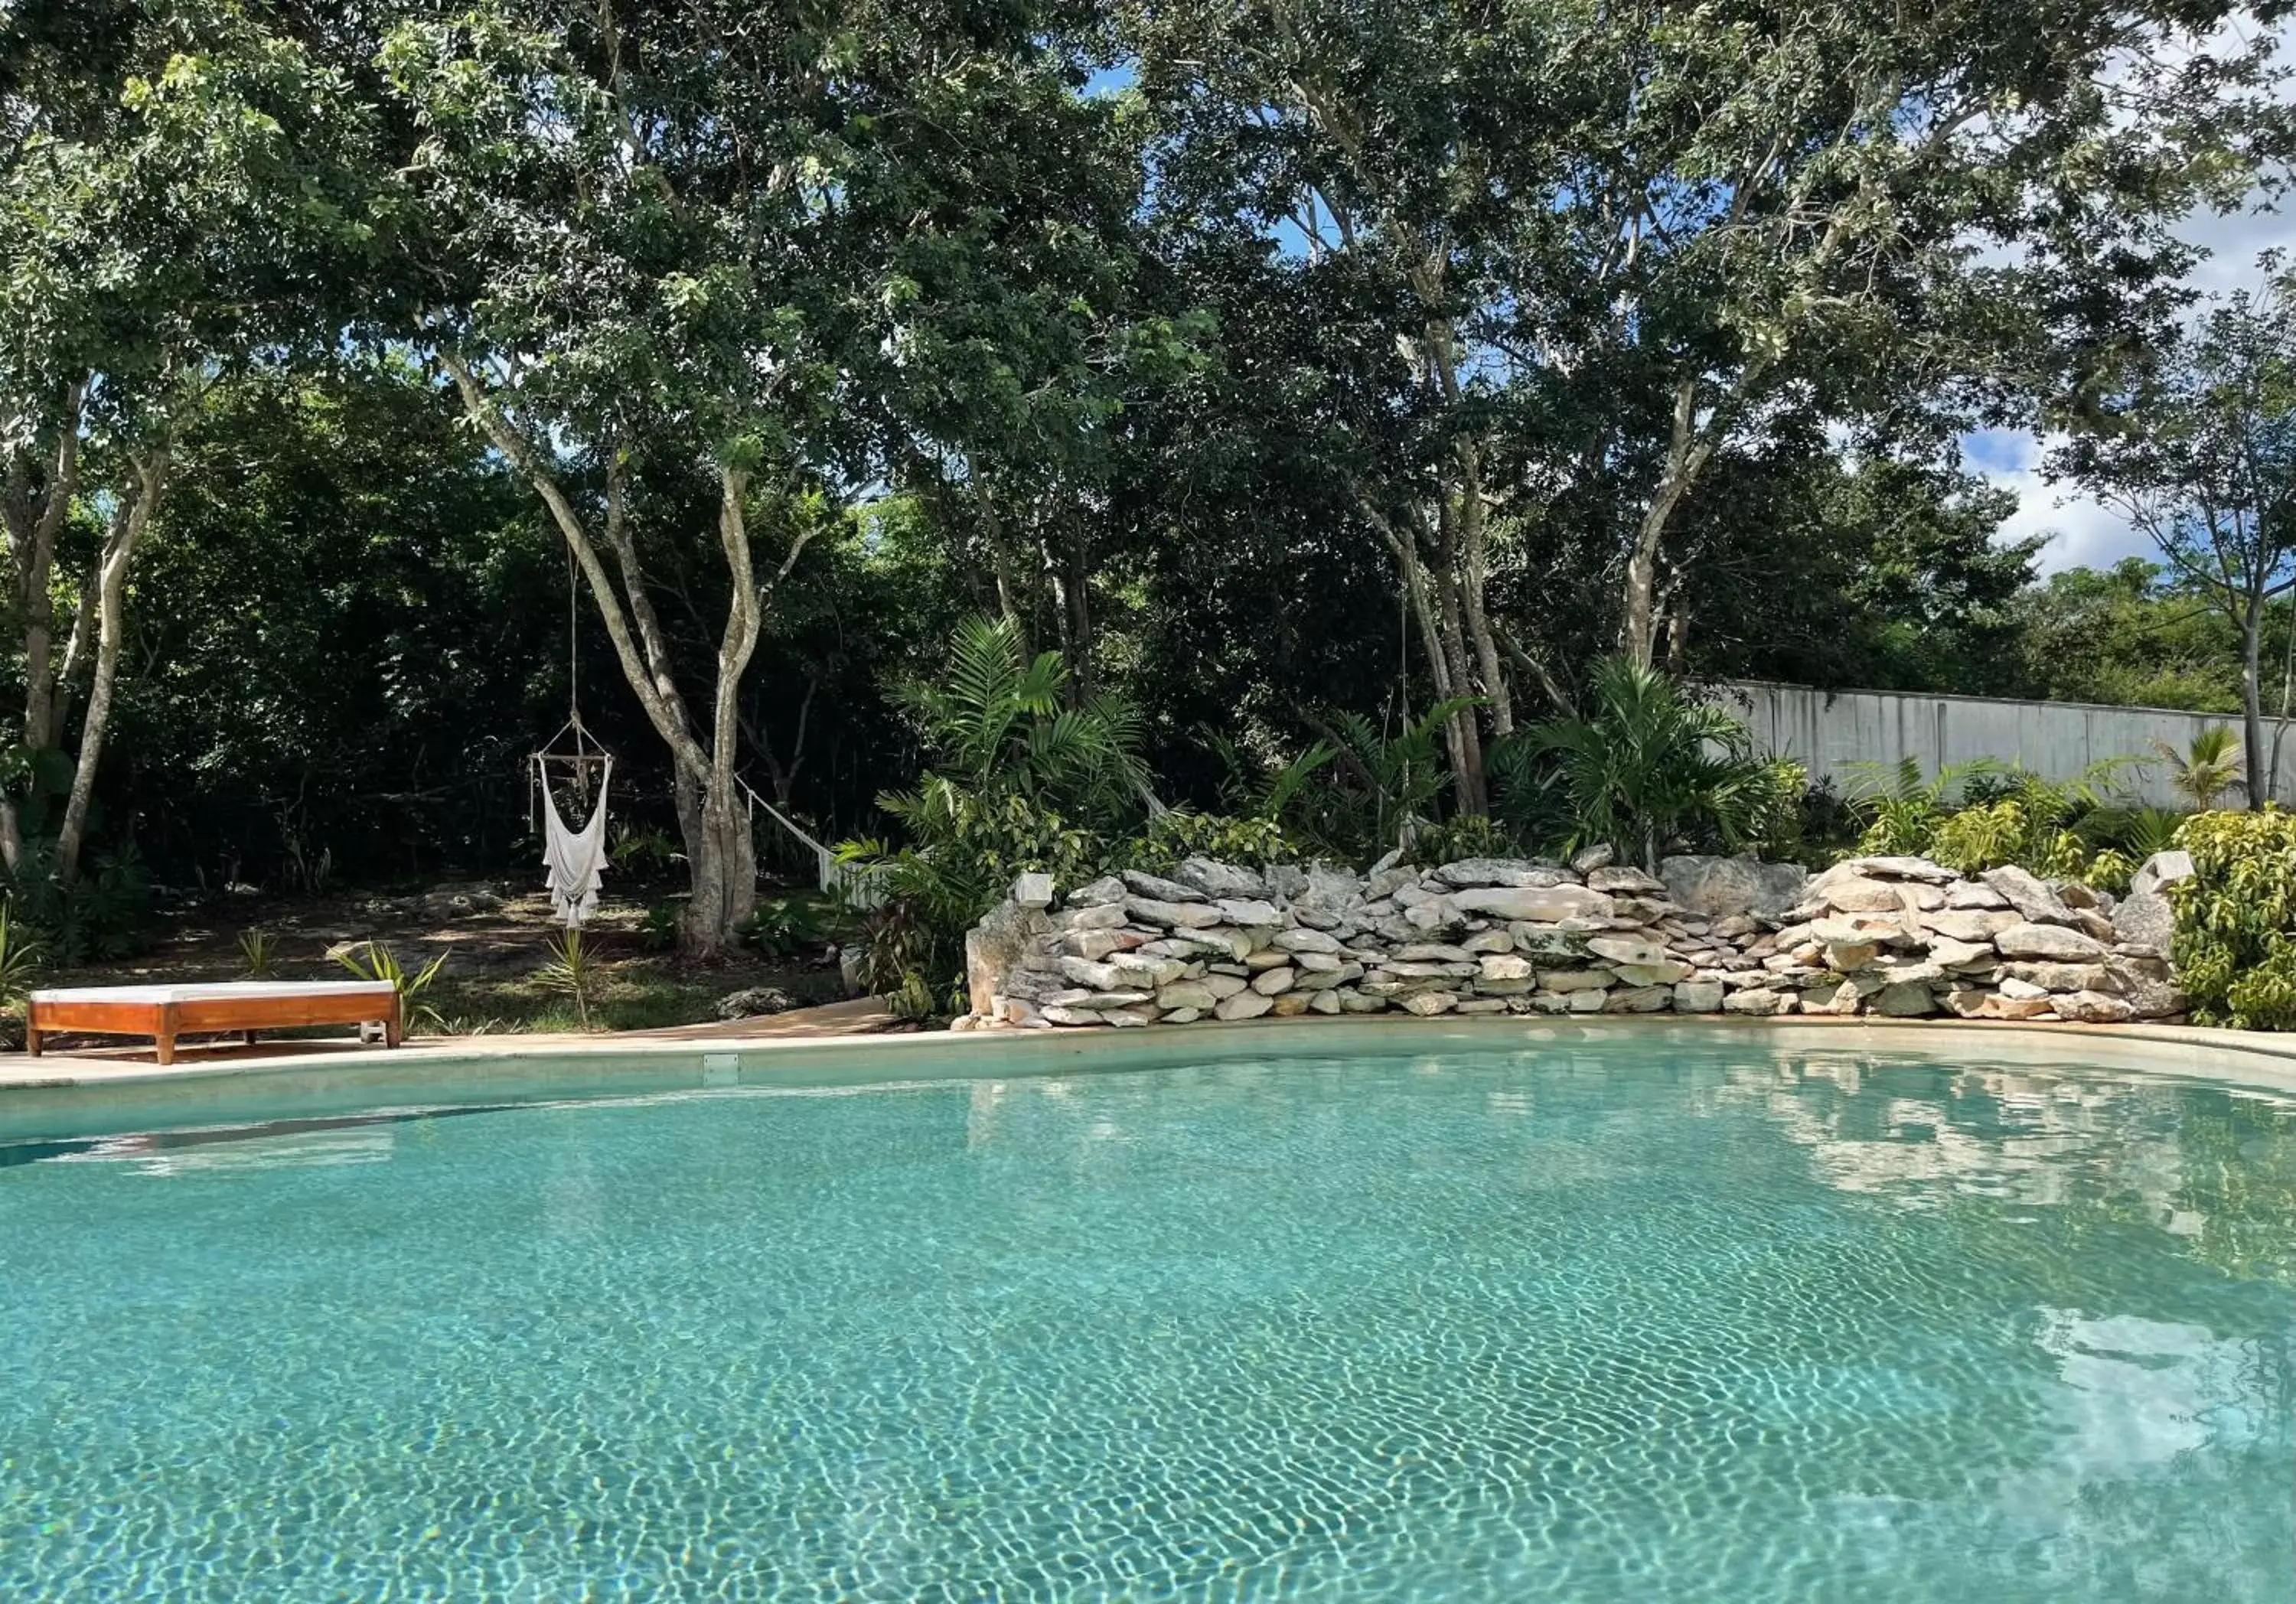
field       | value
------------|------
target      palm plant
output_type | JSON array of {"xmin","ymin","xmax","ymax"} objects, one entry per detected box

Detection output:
[
  {"xmin": 840, "ymin": 618, "xmax": 1152, "ymax": 999},
  {"xmin": 1525, "ymin": 658, "xmax": 1782, "ymax": 872},
  {"xmin": 536, "ymin": 928, "xmax": 598, "ymax": 1031},
  {"xmin": 0, "ymin": 909, "xmax": 47, "ymax": 1009},
  {"xmin": 334, "ymin": 941, "xmax": 448, "ymax": 1035},
  {"xmin": 2151, "ymin": 725, "xmax": 2245, "ymax": 810},
  {"xmin": 237, "ymin": 931, "xmax": 276, "ymax": 979},
  {"xmin": 1296, "ymin": 697, "xmax": 1479, "ymax": 858}
]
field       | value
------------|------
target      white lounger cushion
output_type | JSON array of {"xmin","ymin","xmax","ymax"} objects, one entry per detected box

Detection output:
[{"xmin": 31, "ymin": 982, "xmax": 399, "ymax": 1005}]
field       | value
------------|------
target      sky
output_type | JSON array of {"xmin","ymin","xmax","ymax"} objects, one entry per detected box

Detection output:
[{"xmin": 1973, "ymin": 194, "xmax": 2293, "ymax": 575}]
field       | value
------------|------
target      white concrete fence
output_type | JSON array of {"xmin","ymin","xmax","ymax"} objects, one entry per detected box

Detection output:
[{"xmin": 1720, "ymin": 680, "xmax": 2294, "ymax": 810}]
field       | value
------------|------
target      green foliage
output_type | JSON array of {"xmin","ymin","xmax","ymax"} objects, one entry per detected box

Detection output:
[
  {"xmin": 2170, "ymin": 810, "xmax": 2296, "ymax": 1031},
  {"xmin": 333, "ymin": 941, "xmax": 448, "ymax": 1035},
  {"xmin": 2153, "ymin": 725, "xmax": 2247, "ymax": 811},
  {"xmin": 612, "ymin": 826, "xmax": 682, "ymax": 875},
  {"xmin": 1404, "ymin": 813, "xmax": 1513, "ymax": 869},
  {"xmin": 1287, "ymin": 700, "xmax": 1478, "ymax": 860},
  {"xmin": 1521, "ymin": 660, "xmax": 1785, "ymax": 872},
  {"xmin": 1, "ymin": 846, "xmax": 149, "ymax": 966},
  {"xmin": 637, "ymin": 901, "xmax": 683, "ymax": 954},
  {"xmin": 1846, "ymin": 757, "xmax": 2148, "ymax": 886},
  {"xmin": 0, "ymin": 910, "xmax": 47, "ymax": 1009},
  {"xmin": 739, "ymin": 896, "xmax": 828, "ymax": 960},
  {"xmin": 1117, "ymin": 810, "xmax": 1299, "ymax": 875},
  {"xmin": 535, "ymin": 929, "xmax": 598, "ymax": 1032},
  {"xmin": 237, "ymin": 931, "xmax": 275, "ymax": 980}
]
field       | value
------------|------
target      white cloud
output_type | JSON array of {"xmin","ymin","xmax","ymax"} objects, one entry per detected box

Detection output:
[{"xmin": 1965, "ymin": 429, "xmax": 2153, "ymax": 574}]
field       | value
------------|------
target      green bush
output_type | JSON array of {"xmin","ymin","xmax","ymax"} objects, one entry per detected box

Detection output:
[
  {"xmin": 1119, "ymin": 809, "xmax": 1298, "ymax": 873},
  {"xmin": 2170, "ymin": 810, "xmax": 2296, "ymax": 1032},
  {"xmin": 739, "ymin": 895, "xmax": 829, "ymax": 959},
  {"xmin": 1846, "ymin": 758, "xmax": 2148, "ymax": 890}
]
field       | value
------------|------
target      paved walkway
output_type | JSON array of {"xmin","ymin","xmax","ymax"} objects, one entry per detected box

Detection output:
[{"xmin": 0, "ymin": 998, "xmax": 899, "ymax": 1090}]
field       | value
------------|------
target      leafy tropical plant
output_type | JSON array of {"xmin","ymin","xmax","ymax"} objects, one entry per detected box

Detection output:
[
  {"xmin": 2170, "ymin": 809, "xmax": 2296, "ymax": 1030},
  {"xmin": 610, "ymin": 824, "xmax": 682, "ymax": 874},
  {"xmin": 637, "ymin": 900, "xmax": 683, "ymax": 952},
  {"xmin": 1521, "ymin": 660, "xmax": 1786, "ymax": 872},
  {"xmin": 237, "ymin": 931, "xmax": 276, "ymax": 979},
  {"xmin": 536, "ymin": 928, "xmax": 598, "ymax": 1032},
  {"xmin": 0, "ymin": 910, "xmax": 47, "ymax": 1009},
  {"xmin": 333, "ymin": 941, "xmax": 448, "ymax": 1035},
  {"xmin": 2151, "ymin": 725, "xmax": 2246, "ymax": 811},
  {"xmin": 1293, "ymin": 698, "xmax": 1479, "ymax": 859},
  {"xmin": 739, "ymin": 895, "xmax": 828, "ymax": 960},
  {"xmin": 839, "ymin": 619, "xmax": 1152, "ymax": 995}
]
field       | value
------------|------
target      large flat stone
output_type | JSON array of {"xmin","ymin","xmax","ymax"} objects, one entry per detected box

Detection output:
[
  {"xmin": 1994, "ymin": 921, "xmax": 2108, "ymax": 962},
  {"xmin": 1982, "ymin": 866, "xmax": 2073, "ymax": 926},
  {"xmin": 1451, "ymin": 884, "xmax": 1615, "ymax": 922},
  {"xmin": 1661, "ymin": 854, "xmax": 1808, "ymax": 919}
]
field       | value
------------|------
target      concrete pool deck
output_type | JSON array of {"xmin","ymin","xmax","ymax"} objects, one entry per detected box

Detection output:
[{"xmin": 4, "ymin": 1006, "xmax": 2295, "ymax": 1147}]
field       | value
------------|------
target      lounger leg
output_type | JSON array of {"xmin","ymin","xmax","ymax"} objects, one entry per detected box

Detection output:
[
  {"xmin": 383, "ymin": 1002, "xmax": 403, "ymax": 1048},
  {"xmin": 24, "ymin": 1024, "xmax": 40, "ymax": 1057},
  {"xmin": 243, "ymin": 1029, "xmax": 259, "ymax": 1047},
  {"xmin": 155, "ymin": 1031, "xmax": 175, "ymax": 1066}
]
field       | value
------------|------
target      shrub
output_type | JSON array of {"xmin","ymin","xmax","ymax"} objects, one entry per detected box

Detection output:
[
  {"xmin": 739, "ymin": 895, "xmax": 828, "ymax": 959},
  {"xmin": 334, "ymin": 940, "xmax": 449, "ymax": 1034},
  {"xmin": 1522, "ymin": 658, "xmax": 1787, "ymax": 871},
  {"xmin": 1118, "ymin": 810, "xmax": 1298, "ymax": 873},
  {"xmin": 2169, "ymin": 810, "xmax": 2296, "ymax": 1031}
]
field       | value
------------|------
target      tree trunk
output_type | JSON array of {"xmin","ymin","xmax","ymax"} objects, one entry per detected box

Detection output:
[
  {"xmin": 56, "ymin": 447, "xmax": 166, "ymax": 885},
  {"xmin": 436, "ymin": 353, "xmax": 808, "ymax": 956},
  {"xmin": 2241, "ymin": 595, "xmax": 2268, "ymax": 810},
  {"xmin": 673, "ymin": 764, "xmax": 758, "ymax": 954}
]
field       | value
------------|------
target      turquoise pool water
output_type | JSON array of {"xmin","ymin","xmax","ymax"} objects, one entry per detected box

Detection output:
[{"xmin": 2, "ymin": 1045, "xmax": 2291, "ymax": 1600}]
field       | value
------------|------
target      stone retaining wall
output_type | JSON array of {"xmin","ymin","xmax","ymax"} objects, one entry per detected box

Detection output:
[{"xmin": 953, "ymin": 849, "xmax": 2192, "ymax": 1032}]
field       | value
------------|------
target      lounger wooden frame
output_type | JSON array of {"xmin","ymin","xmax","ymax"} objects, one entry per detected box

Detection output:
[{"xmin": 28, "ymin": 984, "xmax": 403, "ymax": 1064}]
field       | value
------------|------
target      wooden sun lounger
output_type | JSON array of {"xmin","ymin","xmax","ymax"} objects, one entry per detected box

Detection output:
[{"xmin": 28, "ymin": 982, "xmax": 403, "ymax": 1064}]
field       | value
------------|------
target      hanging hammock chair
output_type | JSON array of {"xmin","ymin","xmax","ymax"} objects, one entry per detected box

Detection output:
[{"xmin": 531, "ymin": 556, "xmax": 612, "ymax": 928}]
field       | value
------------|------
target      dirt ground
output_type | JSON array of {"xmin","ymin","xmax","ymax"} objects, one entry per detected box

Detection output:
[{"xmin": 58, "ymin": 877, "xmax": 857, "ymax": 1035}]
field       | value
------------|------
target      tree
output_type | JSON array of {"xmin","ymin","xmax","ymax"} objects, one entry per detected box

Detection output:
[
  {"xmin": 2152, "ymin": 725, "xmax": 2245, "ymax": 812},
  {"xmin": 2053, "ymin": 272, "xmax": 2296, "ymax": 806},
  {"xmin": 1118, "ymin": 0, "xmax": 2288, "ymax": 810},
  {"xmin": 382, "ymin": 0, "xmax": 1156, "ymax": 953},
  {"xmin": 0, "ymin": 0, "xmax": 375, "ymax": 883}
]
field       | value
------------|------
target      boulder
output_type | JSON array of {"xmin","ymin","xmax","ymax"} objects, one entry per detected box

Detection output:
[
  {"xmin": 1920, "ymin": 909, "xmax": 2019, "ymax": 943},
  {"xmin": 1587, "ymin": 866, "xmax": 1667, "ymax": 895},
  {"xmin": 1400, "ymin": 990, "xmax": 1459, "ymax": 1016},
  {"xmin": 1214, "ymin": 990, "xmax": 1274, "ymax": 1022},
  {"xmin": 1982, "ymin": 866, "xmax": 2073, "ymax": 926},
  {"xmin": 1452, "ymin": 885, "xmax": 1614, "ymax": 922},
  {"xmin": 1536, "ymin": 967, "xmax": 1616, "ymax": 992},
  {"xmin": 1478, "ymin": 953, "xmax": 1535, "ymax": 982},
  {"xmin": 1161, "ymin": 1006, "xmax": 1203, "ymax": 1025},
  {"xmin": 1172, "ymin": 857, "xmax": 1266, "ymax": 900},
  {"xmin": 2112, "ymin": 890, "xmax": 2174, "ymax": 952},
  {"xmin": 1723, "ymin": 988, "xmax": 1794, "ymax": 1016},
  {"xmin": 2001, "ymin": 960, "xmax": 2113, "ymax": 993},
  {"xmin": 1815, "ymin": 875, "xmax": 1909, "ymax": 914},
  {"xmin": 1214, "ymin": 898, "xmax": 1283, "ymax": 928},
  {"xmin": 1844, "ymin": 855, "xmax": 1959, "ymax": 883},
  {"xmin": 1994, "ymin": 922, "xmax": 2108, "ymax": 962},
  {"xmin": 2105, "ymin": 957, "xmax": 2186, "ymax": 1019},
  {"xmin": 1068, "ymin": 875, "xmax": 1128, "ymax": 907},
  {"xmin": 965, "ymin": 897, "xmax": 1050, "ymax": 1017},
  {"xmin": 1673, "ymin": 980, "xmax": 1726, "ymax": 1013},
  {"xmin": 1613, "ymin": 959, "xmax": 1692, "ymax": 986},
  {"xmin": 1121, "ymin": 869, "xmax": 1206, "ymax": 903},
  {"xmin": 1155, "ymin": 980, "xmax": 1218, "ymax": 1012},
  {"xmin": 1570, "ymin": 843, "xmax": 1616, "ymax": 873},
  {"xmin": 1273, "ymin": 926, "xmax": 1343, "ymax": 954},
  {"xmin": 2054, "ymin": 989, "xmax": 2135, "ymax": 1025},
  {"xmin": 1943, "ymin": 882, "xmax": 2011, "ymax": 911},
  {"xmin": 1250, "ymin": 966, "xmax": 1298, "ymax": 996},
  {"xmin": 1606, "ymin": 984, "xmax": 1671, "ymax": 1012},
  {"xmin": 1040, "ymin": 1005, "xmax": 1109, "ymax": 1027},
  {"xmin": 714, "ymin": 986, "xmax": 796, "ymax": 1022},
  {"xmin": 1586, "ymin": 933, "xmax": 1668, "ymax": 967},
  {"xmin": 1661, "ymin": 854, "xmax": 1809, "ymax": 920},
  {"xmin": 1126, "ymin": 897, "xmax": 1224, "ymax": 931},
  {"xmin": 1871, "ymin": 980, "xmax": 1939, "ymax": 1017},
  {"xmin": 1433, "ymin": 858, "xmax": 1570, "ymax": 888},
  {"xmin": 2130, "ymin": 849, "xmax": 2196, "ymax": 901}
]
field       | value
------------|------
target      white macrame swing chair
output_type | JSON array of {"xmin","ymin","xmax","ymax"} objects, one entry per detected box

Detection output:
[{"xmin": 531, "ymin": 557, "xmax": 613, "ymax": 928}]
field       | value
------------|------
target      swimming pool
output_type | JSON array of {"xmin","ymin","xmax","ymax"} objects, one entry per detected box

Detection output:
[{"xmin": 3, "ymin": 1041, "xmax": 2291, "ymax": 1599}]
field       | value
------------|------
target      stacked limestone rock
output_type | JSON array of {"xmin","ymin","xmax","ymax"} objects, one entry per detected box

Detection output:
[{"xmin": 956, "ymin": 849, "xmax": 2189, "ymax": 1030}]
